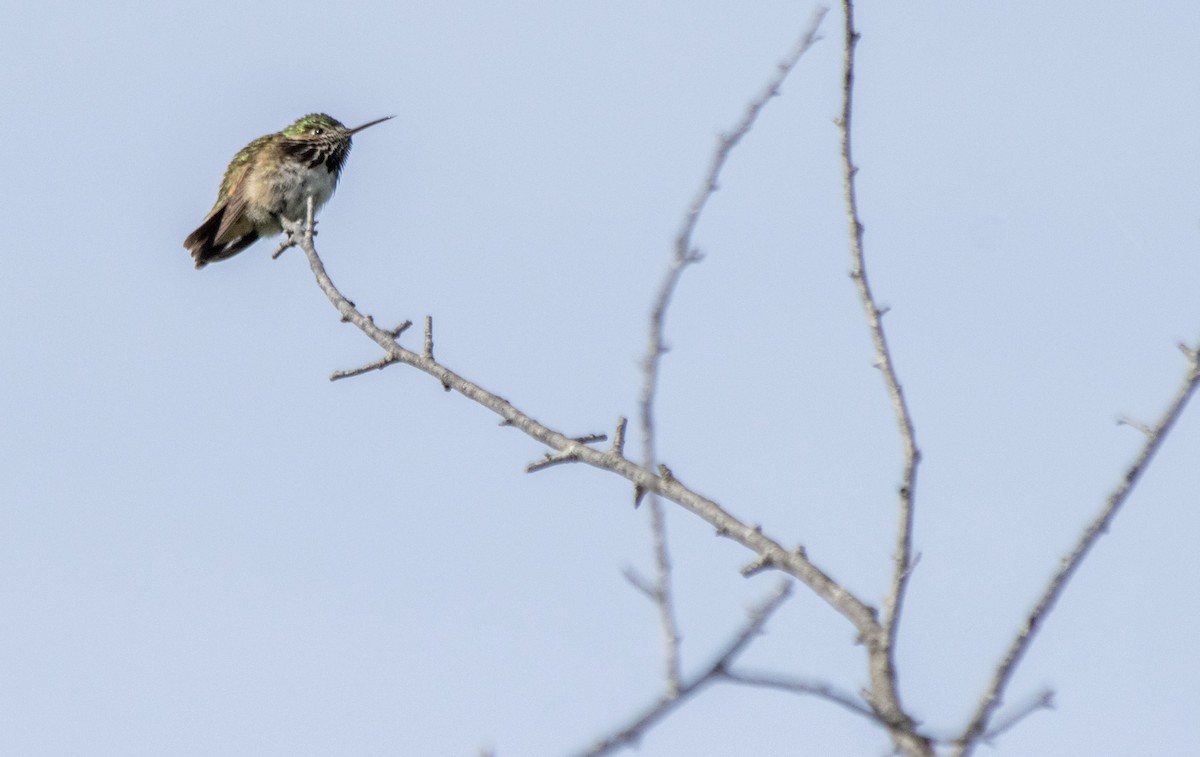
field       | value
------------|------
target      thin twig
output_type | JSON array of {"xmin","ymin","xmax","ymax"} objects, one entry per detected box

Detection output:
[
  {"xmin": 639, "ymin": 6, "xmax": 828, "ymax": 472},
  {"xmin": 637, "ymin": 5, "xmax": 828, "ymax": 699},
  {"xmin": 719, "ymin": 668, "xmax": 879, "ymax": 724},
  {"xmin": 954, "ymin": 343, "xmax": 1200, "ymax": 757},
  {"xmin": 611, "ymin": 416, "xmax": 628, "ymax": 457},
  {"xmin": 525, "ymin": 433, "xmax": 608, "ymax": 473},
  {"xmin": 1115, "ymin": 415, "xmax": 1154, "ymax": 436},
  {"xmin": 644, "ymin": 495, "xmax": 681, "ymax": 694},
  {"xmin": 330, "ymin": 354, "xmax": 398, "ymax": 382},
  {"xmin": 580, "ymin": 582, "xmax": 792, "ymax": 756},
  {"xmin": 622, "ymin": 567, "xmax": 658, "ymax": 601},
  {"xmin": 525, "ymin": 450, "xmax": 580, "ymax": 474},
  {"xmin": 390, "ymin": 319, "xmax": 414, "ymax": 338},
  {"xmin": 979, "ymin": 690, "xmax": 1054, "ymax": 743}
]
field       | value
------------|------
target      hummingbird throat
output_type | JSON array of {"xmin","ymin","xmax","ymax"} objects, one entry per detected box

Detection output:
[{"xmin": 258, "ymin": 157, "xmax": 340, "ymax": 232}]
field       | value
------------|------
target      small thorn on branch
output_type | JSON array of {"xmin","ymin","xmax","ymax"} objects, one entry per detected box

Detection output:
[{"xmin": 1116, "ymin": 415, "xmax": 1154, "ymax": 437}]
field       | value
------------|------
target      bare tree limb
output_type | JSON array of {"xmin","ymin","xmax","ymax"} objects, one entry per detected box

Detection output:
[
  {"xmin": 643, "ymin": 495, "xmax": 682, "ymax": 695},
  {"xmin": 267, "ymin": 4, "xmax": 1200, "ymax": 751},
  {"xmin": 838, "ymin": 0, "xmax": 921, "ymax": 638},
  {"xmin": 282, "ymin": 198, "xmax": 894, "ymax": 755},
  {"xmin": 954, "ymin": 341, "xmax": 1200, "ymax": 757},
  {"xmin": 635, "ymin": 3, "xmax": 829, "ymax": 701},
  {"xmin": 285, "ymin": 208, "xmax": 878, "ymax": 639},
  {"xmin": 719, "ymin": 668, "xmax": 879, "ymax": 724},
  {"xmin": 638, "ymin": 5, "xmax": 828, "ymax": 474},
  {"xmin": 836, "ymin": 3, "xmax": 930, "ymax": 753},
  {"xmin": 276, "ymin": 13, "xmax": 889, "ymax": 699},
  {"xmin": 579, "ymin": 582, "xmax": 793, "ymax": 757}
]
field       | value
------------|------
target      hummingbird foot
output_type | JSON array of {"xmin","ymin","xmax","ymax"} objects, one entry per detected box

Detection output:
[{"xmin": 272, "ymin": 218, "xmax": 319, "ymax": 260}]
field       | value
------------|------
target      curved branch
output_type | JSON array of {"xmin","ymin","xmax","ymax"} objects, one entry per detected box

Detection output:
[
  {"xmin": 636, "ymin": 6, "xmax": 828, "ymax": 695},
  {"xmin": 720, "ymin": 668, "xmax": 879, "ymax": 724},
  {"xmin": 837, "ymin": 3, "xmax": 928, "ymax": 753},
  {"xmin": 279, "ymin": 204, "xmax": 881, "ymax": 646}
]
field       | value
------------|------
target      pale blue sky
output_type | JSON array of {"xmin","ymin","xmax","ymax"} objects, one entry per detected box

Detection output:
[{"xmin": 2, "ymin": 2, "xmax": 1198, "ymax": 755}]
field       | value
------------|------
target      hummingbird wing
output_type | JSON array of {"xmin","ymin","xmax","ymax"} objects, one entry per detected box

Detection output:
[
  {"xmin": 213, "ymin": 169, "xmax": 253, "ymax": 245},
  {"xmin": 184, "ymin": 166, "xmax": 258, "ymax": 268}
]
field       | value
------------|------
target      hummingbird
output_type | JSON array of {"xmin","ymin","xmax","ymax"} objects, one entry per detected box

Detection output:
[{"xmin": 184, "ymin": 113, "xmax": 393, "ymax": 269}]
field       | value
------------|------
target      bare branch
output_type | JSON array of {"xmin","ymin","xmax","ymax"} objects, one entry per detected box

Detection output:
[
  {"xmin": 276, "ymin": 18, "xmax": 918, "ymax": 746},
  {"xmin": 635, "ymin": 3, "xmax": 828, "ymax": 706},
  {"xmin": 390, "ymin": 319, "xmax": 414, "ymax": 338},
  {"xmin": 525, "ymin": 450, "xmax": 580, "ymax": 474},
  {"xmin": 330, "ymin": 354, "xmax": 398, "ymax": 382},
  {"xmin": 740, "ymin": 553, "xmax": 775, "ymax": 577},
  {"xmin": 645, "ymin": 495, "xmax": 682, "ymax": 695},
  {"xmin": 282, "ymin": 215, "xmax": 881, "ymax": 642},
  {"xmin": 580, "ymin": 582, "xmax": 792, "ymax": 757},
  {"xmin": 525, "ymin": 433, "xmax": 608, "ymax": 473},
  {"xmin": 720, "ymin": 668, "xmax": 879, "ymax": 724},
  {"xmin": 622, "ymin": 567, "xmax": 658, "ymax": 601},
  {"xmin": 639, "ymin": 6, "xmax": 828, "ymax": 477},
  {"xmin": 980, "ymin": 690, "xmax": 1054, "ymax": 743},
  {"xmin": 954, "ymin": 342, "xmax": 1200, "ymax": 756},
  {"xmin": 839, "ymin": 0, "xmax": 921, "ymax": 636},
  {"xmin": 836, "ymin": 4, "xmax": 931, "ymax": 753},
  {"xmin": 611, "ymin": 416, "xmax": 628, "ymax": 457}
]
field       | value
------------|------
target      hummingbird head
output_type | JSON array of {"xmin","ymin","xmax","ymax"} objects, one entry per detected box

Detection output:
[
  {"xmin": 283, "ymin": 113, "xmax": 395, "ymax": 140},
  {"xmin": 278, "ymin": 113, "xmax": 394, "ymax": 176}
]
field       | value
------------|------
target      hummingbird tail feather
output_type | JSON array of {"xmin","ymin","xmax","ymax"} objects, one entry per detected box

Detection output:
[{"xmin": 184, "ymin": 207, "xmax": 258, "ymax": 269}]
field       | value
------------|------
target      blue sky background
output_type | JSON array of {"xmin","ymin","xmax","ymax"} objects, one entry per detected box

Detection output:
[{"xmin": 2, "ymin": 2, "xmax": 1198, "ymax": 755}]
